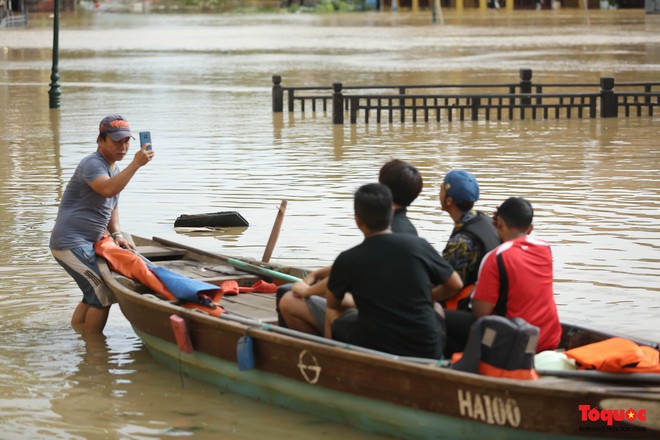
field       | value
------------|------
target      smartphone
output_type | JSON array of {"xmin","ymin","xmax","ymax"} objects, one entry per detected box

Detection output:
[{"xmin": 139, "ymin": 131, "xmax": 152, "ymax": 151}]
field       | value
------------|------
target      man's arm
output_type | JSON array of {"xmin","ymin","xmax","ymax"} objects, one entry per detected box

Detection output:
[
  {"xmin": 324, "ymin": 290, "xmax": 345, "ymax": 339},
  {"xmin": 443, "ymin": 233, "xmax": 480, "ymax": 289},
  {"xmin": 301, "ymin": 265, "xmax": 332, "ymax": 286},
  {"xmin": 292, "ymin": 265, "xmax": 334, "ymax": 298},
  {"xmin": 431, "ymin": 271, "xmax": 463, "ymax": 302},
  {"xmin": 470, "ymin": 250, "xmax": 499, "ymax": 318},
  {"xmin": 291, "ymin": 277, "xmax": 328, "ymax": 299},
  {"xmin": 107, "ymin": 206, "xmax": 135, "ymax": 249},
  {"xmin": 471, "ymin": 299, "xmax": 495, "ymax": 318},
  {"xmin": 91, "ymin": 146, "xmax": 151, "ymax": 198}
]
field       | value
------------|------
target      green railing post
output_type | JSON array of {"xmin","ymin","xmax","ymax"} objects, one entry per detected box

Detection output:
[{"xmin": 48, "ymin": 0, "xmax": 61, "ymax": 109}]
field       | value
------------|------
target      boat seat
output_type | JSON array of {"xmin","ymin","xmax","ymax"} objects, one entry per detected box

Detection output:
[{"xmin": 136, "ymin": 245, "xmax": 187, "ymax": 261}]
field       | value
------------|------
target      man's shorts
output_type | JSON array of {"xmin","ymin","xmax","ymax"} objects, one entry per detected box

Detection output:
[
  {"xmin": 307, "ymin": 296, "xmax": 327, "ymax": 333},
  {"xmin": 51, "ymin": 245, "xmax": 116, "ymax": 308},
  {"xmin": 306, "ymin": 296, "xmax": 358, "ymax": 342}
]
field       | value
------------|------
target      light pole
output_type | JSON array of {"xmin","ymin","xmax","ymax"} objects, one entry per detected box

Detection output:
[{"xmin": 48, "ymin": 0, "xmax": 60, "ymax": 109}]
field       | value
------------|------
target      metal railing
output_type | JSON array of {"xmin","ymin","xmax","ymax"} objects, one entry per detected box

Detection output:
[
  {"xmin": 0, "ymin": 13, "xmax": 28, "ymax": 28},
  {"xmin": 272, "ymin": 69, "xmax": 660, "ymax": 124}
]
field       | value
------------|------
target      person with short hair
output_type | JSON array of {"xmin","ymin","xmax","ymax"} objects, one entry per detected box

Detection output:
[
  {"xmin": 277, "ymin": 159, "xmax": 424, "ymax": 329},
  {"xmin": 284, "ymin": 183, "xmax": 462, "ymax": 358},
  {"xmin": 50, "ymin": 114, "xmax": 154, "ymax": 334},
  {"xmin": 445, "ymin": 197, "xmax": 561, "ymax": 356},
  {"xmin": 438, "ymin": 169, "xmax": 499, "ymax": 310},
  {"xmin": 471, "ymin": 197, "xmax": 561, "ymax": 352},
  {"xmin": 378, "ymin": 159, "xmax": 423, "ymax": 236}
]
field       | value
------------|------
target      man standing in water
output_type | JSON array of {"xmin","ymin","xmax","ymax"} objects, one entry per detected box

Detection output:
[{"xmin": 50, "ymin": 114, "xmax": 154, "ymax": 334}]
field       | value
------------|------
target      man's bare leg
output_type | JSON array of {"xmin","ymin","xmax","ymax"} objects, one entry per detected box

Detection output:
[
  {"xmin": 279, "ymin": 292, "xmax": 321, "ymax": 336},
  {"xmin": 71, "ymin": 302, "xmax": 91, "ymax": 332},
  {"xmin": 84, "ymin": 306, "xmax": 110, "ymax": 334}
]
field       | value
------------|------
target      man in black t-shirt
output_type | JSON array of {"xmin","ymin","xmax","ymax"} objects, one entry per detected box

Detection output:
[
  {"xmin": 285, "ymin": 183, "xmax": 463, "ymax": 358},
  {"xmin": 277, "ymin": 159, "xmax": 423, "ymax": 330}
]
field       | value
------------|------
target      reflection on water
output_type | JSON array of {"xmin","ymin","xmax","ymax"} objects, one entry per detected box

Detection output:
[{"xmin": 0, "ymin": 9, "xmax": 658, "ymax": 440}]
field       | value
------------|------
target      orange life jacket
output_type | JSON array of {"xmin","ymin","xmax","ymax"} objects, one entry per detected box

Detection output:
[
  {"xmin": 221, "ymin": 279, "xmax": 279, "ymax": 295},
  {"xmin": 451, "ymin": 352, "xmax": 539, "ymax": 380},
  {"xmin": 565, "ymin": 337, "xmax": 660, "ymax": 374},
  {"xmin": 444, "ymin": 283, "xmax": 474, "ymax": 311}
]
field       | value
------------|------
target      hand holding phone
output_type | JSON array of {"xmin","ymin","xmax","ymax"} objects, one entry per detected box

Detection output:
[{"xmin": 139, "ymin": 131, "xmax": 152, "ymax": 151}]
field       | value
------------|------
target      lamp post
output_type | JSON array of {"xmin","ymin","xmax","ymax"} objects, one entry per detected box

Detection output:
[{"xmin": 48, "ymin": 0, "xmax": 61, "ymax": 109}]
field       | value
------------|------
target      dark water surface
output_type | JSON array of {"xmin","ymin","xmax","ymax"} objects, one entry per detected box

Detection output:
[{"xmin": 0, "ymin": 9, "xmax": 659, "ymax": 439}]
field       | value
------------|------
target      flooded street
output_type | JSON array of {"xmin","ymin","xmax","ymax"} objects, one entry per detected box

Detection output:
[{"xmin": 0, "ymin": 9, "xmax": 659, "ymax": 439}]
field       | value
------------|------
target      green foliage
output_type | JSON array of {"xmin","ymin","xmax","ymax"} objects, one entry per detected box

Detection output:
[
  {"xmin": 313, "ymin": 0, "xmax": 361, "ymax": 12},
  {"xmin": 183, "ymin": 0, "xmax": 228, "ymax": 7},
  {"xmin": 286, "ymin": 0, "xmax": 370, "ymax": 13}
]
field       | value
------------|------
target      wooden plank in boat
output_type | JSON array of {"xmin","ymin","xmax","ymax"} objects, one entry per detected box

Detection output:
[
  {"xmin": 223, "ymin": 304, "xmax": 278, "ymax": 323},
  {"xmin": 221, "ymin": 292, "xmax": 277, "ymax": 313},
  {"xmin": 219, "ymin": 292, "xmax": 278, "ymax": 323},
  {"xmin": 136, "ymin": 245, "xmax": 187, "ymax": 260}
]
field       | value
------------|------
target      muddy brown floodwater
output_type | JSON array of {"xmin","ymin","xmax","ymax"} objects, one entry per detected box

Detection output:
[{"xmin": 0, "ymin": 9, "xmax": 658, "ymax": 439}]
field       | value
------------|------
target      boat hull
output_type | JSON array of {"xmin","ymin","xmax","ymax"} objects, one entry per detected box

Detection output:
[
  {"xmin": 101, "ymin": 237, "xmax": 660, "ymax": 439},
  {"xmin": 139, "ymin": 329, "xmax": 593, "ymax": 440}
]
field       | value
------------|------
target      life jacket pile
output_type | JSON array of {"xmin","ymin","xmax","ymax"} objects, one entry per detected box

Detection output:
[
  {"xmin": 451, "ymin": 315, "xmax": 540, "ymax": 380},
  {"xmin": 565, "ymin": 337, "xmax": 660, "ymax": 373}
]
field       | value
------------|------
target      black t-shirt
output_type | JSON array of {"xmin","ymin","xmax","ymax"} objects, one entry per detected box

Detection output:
[
  {"xmin": 327, "ymin": 233, "xmax": 454, "ymax": 358},
  {"xmin": 392, "ymin": 208, "xmax": 418, "ymax": 236}
]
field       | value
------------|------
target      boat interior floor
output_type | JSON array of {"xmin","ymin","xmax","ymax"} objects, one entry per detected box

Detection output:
[{"xmin": 130, "ymin": 244, "xmax": 280, "ymax": 324}]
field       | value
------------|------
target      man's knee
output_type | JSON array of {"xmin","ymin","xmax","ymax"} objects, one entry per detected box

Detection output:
[
  {"xmin": 84, "ymin": 305, "xmax": 111, "ymax": 334},
  {"xmin": 279, "ymin": 291, "xmax": 301, "ymax": 322}
]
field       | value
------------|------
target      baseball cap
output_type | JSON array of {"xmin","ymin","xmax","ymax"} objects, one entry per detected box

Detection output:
[
  {"xmin": 444, "ymin": 170, "xmax": 480, "ymax": 204},
  {"xmin": 99, "ymin": 114, "xmax": 134, "ymax": 141}
]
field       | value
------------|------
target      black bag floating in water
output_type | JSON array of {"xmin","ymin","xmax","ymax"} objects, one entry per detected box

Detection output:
[{"xmin": 174, "ymin": 211, "xmax": 249, "ymax": 228}]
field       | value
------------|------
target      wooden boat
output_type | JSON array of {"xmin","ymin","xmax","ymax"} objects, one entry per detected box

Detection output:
[{"xmin": 98, "ymin": 235, "xmax": 660, "ymax": 439}]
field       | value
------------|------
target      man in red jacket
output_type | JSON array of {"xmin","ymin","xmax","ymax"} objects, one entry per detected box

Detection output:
[{"xmin": 471, "ymin": 197, "xmax": 561, "ymax": 352}]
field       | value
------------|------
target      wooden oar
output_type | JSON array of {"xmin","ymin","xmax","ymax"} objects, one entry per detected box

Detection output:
[{"xmin": 262, "ymin": 200, "xmax": 287, "ymax": 263}]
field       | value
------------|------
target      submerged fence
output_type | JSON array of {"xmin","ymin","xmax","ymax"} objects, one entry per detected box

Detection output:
[{"xmin": 272, "ymin": 69, "xmax": 660, "ymax": 125}]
